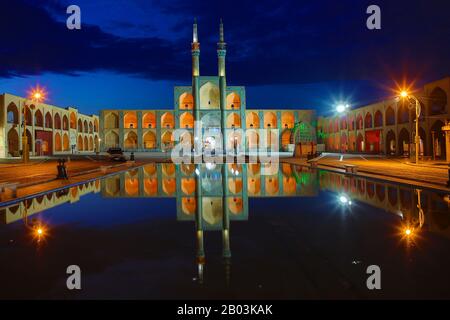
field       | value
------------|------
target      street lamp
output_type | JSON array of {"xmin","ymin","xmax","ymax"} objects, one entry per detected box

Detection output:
[
  {"xmin": 398, "ymin": 90, "xmax": 421, "ymax": 164},
  {"xmin": 335, "ymin": 103, "xmax": 349, "ymax": 153},
  {"xmin": 21, "ymin": 86, "xmax": 46, "ymax": 163},
  {"xmin": 336, "ymin": 103, "xmax": 349, "ymax": 114}
]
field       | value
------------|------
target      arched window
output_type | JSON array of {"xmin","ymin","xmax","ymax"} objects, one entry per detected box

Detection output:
[
  {"xmin": 264, "ymin": 112, "xmax": 277, "ymax": 128},
  {"xmin": 124, "ymin": 131, "xmax": 138, "ymax": 149},
  {"xmin": 374, "ymin": 110, "xmax": 383, "ymax": 127},
  {"xmin": 63, "ymin": 115, "xmax": 69, "ymax": 130},
  {"xmin": 34, "ymin": 109, "xmax": 43, "ymax": 127},
  {"xmin": 142, "ymin": 112, "xmax": 156, "ymax": 128},
  {"xmin": 180, "ymin": 112, "xmax": 194, "ymax": 128},
  {"xmin": 179, "ymin": 92, "xmax": 194, "ymax": 110},
  {"xmin": 54, "ymin": 113, "xmax": 62, "ymax": 129},
  {"xmin": 124, "ymin": 112, "xmax": 137, "ymax": 128},
  {"xmin": 161, "ymin": 112, "xmax": 174, "ymax": 128},
  {"xmin": 385, "ymin": 106, "xmax": 395, "ymax": 125},
  {"xmin": 429, "ymin": 87, "xmax": 447, "ymax": 115},
  {"xmin": 83, "ymin": 120, "xmax": 88, "ymax": 133},
  {"xmin": 78, "ymin": 119, "xmax": 83, "ymax": 131},
  {"xmin": 45, "ymin": 112, "xmax": 53, "ymax": 128},
  {"xmin": 105, "ymin": 113, "xmax": 119, "ymax": 129},
  {"xmin": 246, "ymin": 112, "xmax": 260, "ymax": 128},
  {"xmin": 226, "ymin": 92, "xmax": 241, "ymax": 110},
  {"xmin": 70, "ymin": 112, "xmax": 77, "ymax": 129},
  {"xmin": 7, "ymin": 103, "xmax": 19, "ymax": 124},
  {"xmin": 364, "ymin": 112, "xmax": 373, "ymax": 129},
  {"xmin": 200, "ymin": 82, "xmax": 219, "ymax": 109}
]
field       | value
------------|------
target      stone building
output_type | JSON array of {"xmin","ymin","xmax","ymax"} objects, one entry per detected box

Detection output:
[
  {"xmin": 318, "ymin": 77, "xmax": 450, "ymax": 161},
  {"xmin": 0, "ymin": 93, "xmax": 99, "ymax": 158}
]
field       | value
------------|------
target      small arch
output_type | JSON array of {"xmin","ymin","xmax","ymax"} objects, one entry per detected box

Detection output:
[
  {"xmin": 374, "ymin": 110, "xmax": 383, "ymax": 127},
  {"xmin": 143, "ymin": 131, "xmax": 156, "ymax": 149},
  {"xmin": 105, "ymin": 113, "xmax": 119, "ymax": 129},
  {"xmin": 84, "ymin": 136, "xmax": 88, "ymax": 151},
  {"xmin": 89, "ymin": 136, "xmax": 93, "ymax": 151},
  {"xmin": 429, "ymin": 87, "xmax": 447, "ymax": 115},
  {"xmin": 44, "ymin": 112, "xmax": 53, "ymax": 128},
  {"xmin": 385, "ymin": 130, "xmax": 396, "ymax": 155},
  {"xmin": 142, "ymin": 112, "xmax": 156, "ymax": 128},
  {"xmin": 54, "ymin": 113, "xmax": 62, "ymax": 129},
  {"xmin": 124, "ymin": 112, "xmax": 137, "ymax": 129},
  {"xmin": 180, "ymin": 112, "xmax": 194, "ymax": 128},
  {"xmin": 161, "ymin": 131, "xmax": 174, "ymax": 150},
  {"xmin": 105, "ymin": 131, "xmax": 119, "ymax": 148},
  {"xmin": 226, "ymin": 112, "xmax": 241, "ymax": 128},
  {"xmin": 161, "ymin": 112, "xmax": 175, "ymax": 129},
  {"xmin": 124, "ymin": 131, "xmax": 138, "ymax": 149},
  {"xmin": 7, "ymin": 129, "xmax": 19, "ymax": 156},
  {"xmin": 264, "ymin": 111, "xmax": 277, "ymax": 128},
  {"xmin": 34, "ymin": 109, "xmax": 43, "ymax": 127},
  {"xmin": 246, "ymin": 112, "xmax": 260, "ymax": 128},
  {"xmin": 70, "ymin": 112, "xmax": 77, "ymax": 129},
  {"xmin": 7, "ymin": 102, "xmax": 19, "ymax": 124},
  {"xmin": 62, "ymin": 114, "xmax": 69, "ymax": 130},
  {"xmin": 364, "ymin": 112, "xmax": 373, "ymax": 129},
  {"xmin": 281, "ymin": 112, "xmax": 295, "ymax": 129},
  {"xmin": 63, "ymin": 133, "xmax": 70, "ymax": 151},
  {"xmin": 226, "ymin": 92, "xmax": 241, "ymax": 110},
  {"xmin": 179, "ymin": 92, "xmax": 194, "ymax": 110},
  {"xmin": 77, "ymin": 135, "xmax": 83, "ymax": 151},
  {"xmin": 83, "ymin": 120, "xmax": 88, "ymax": 133},
  {"xmin": 200, "ymin": 82, "xmax": 220, "ymax": 109},
  {"xmin": 398, "ymin": 128, "xmax": 410, "ymax": 156},
  {"xmin": 89, "ymin": 122, "xmax": 93, "ymax": 133},
  {"xmin": 385, "ymin": 106, "xmax": 395, "ymax": 126},
  {"xmin": 78, "ymin": 119, "xmax": 83, "ymax": 131},
  {"xmin": 55, "ymin": 133, "xmax": 62, "ymax": 151}
]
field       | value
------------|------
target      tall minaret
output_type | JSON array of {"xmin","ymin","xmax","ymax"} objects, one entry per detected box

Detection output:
[
  {"xmin": 218, "ymin": 19, "xmax": 227, "ymax": 154},
  {"xmin": 192, "ymin": 18, "xmax": 201, "ymax": 154}
]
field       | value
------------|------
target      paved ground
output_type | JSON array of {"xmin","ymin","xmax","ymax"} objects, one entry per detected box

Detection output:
[
  {"xmin": 283, "ymin": 153, "xmax": 450, "ymax": 191},
  {"xmin": 0, "ymin": 155, "xmax": 165, "ymax": 204}
]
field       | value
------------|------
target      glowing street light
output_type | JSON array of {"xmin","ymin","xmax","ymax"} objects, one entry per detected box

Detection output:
[
  {"xmin": 336, "ymin": 103, "xmax": 349, "ymax": 114},
  {"xmin": 21, "ymin": 85, "xmax": 47, "ymax": 163}
]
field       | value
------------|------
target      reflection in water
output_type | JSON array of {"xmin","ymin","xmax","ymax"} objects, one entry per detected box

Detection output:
[{"xmin": 1, "ymin": 163, "xmax": 449, "ymax": 286}]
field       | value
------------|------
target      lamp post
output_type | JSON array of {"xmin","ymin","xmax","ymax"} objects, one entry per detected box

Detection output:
[
  {"xmin": 336, "ymin": 104, "xmax": 349, "ymax": 154},
  {"xmin": 21, "ymin": 88, "xmax": 45, "ymax": 163},
  {"xmin": 400, "ymin": 91, "xmax": 421, "ymax": 164}
]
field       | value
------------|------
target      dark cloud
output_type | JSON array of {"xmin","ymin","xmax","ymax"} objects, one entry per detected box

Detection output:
[{"xmin": 0, "ymin": 0, "xmax": 449, "ymax": 86}]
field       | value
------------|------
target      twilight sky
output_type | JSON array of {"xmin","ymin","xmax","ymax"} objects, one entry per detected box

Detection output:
[{"xmin": 0, "ymin": 0, "xmax": 449, "ymax": 116}]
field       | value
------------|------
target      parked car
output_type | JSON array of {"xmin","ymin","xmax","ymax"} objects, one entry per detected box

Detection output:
[{"xmin": 106, "ymin": 147, "xmax": 127, "ymax": 162}]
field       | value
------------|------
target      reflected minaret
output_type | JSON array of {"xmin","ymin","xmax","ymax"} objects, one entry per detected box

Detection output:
[
  {"xmin": 195, "ymin": 164, "xmax": 205, "ymax": 283},
  {"xmin": 192, "ymin": 18, "xmax": 201, "ymax": 155}
]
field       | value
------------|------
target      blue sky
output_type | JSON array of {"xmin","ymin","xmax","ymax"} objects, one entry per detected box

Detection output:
[{"xmin": 0, "ymin": 0, "xmax": 449, "ymax": 116}]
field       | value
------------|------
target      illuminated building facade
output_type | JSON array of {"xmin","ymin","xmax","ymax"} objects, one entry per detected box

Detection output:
[
  {"xmin": 318, "ymin": 77, "xmax": 450, "ymax": 161},
  {"xmin": 0, "ymin": 93, "xmax": 99, "ymax": 158},
  {"xmin": 99, "ymin": 20, "xmax": 317, "ymax": 154}
]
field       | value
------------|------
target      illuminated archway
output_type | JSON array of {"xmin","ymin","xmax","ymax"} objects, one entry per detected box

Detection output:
[
  {"xmin": 124, "ymin": 112, "xmax": 137, "ymax": 129},
  {"xmin": 7, "ymin": 129, "xmax": 19, "ymax": 156},
  {"xmin": 226, "ymin": 112, "xmax": 241, "ymax": 128},
  {"xmin": 63, "ymin": 133, "xmax": 70, "ymax": 151},
  {"xmin": 54, "ymin": 113, "xmax": 61, "ymax": 129},
  {"xmin": 34, "ymin": 109, "xmax": 43, "ymax": 127},
  {"xmin": 179, "ymin": 92, "xmax": 194, "ymax": 110},
  {"xmin": 124, "ymin": 131, "xmax": 138, "ymax": 149},
  {"xmin": 226, "ymin": 92, "xmax": 241, "ymax": 110},
  {"xmin": 264, "ymin": 112, "xmax": 277, "ymax": 128},
  {"xmin": 180, "ymin": 112, "xmax": 194, "ymax": 128},
  {"xmin": 55, "ymin": 133, "xmax": 62, "ymax": 151},
  {"xmin": 105, "ymin": 131, "xmax": 119, "ymax": 148},
  {"xmin": 105, "ymin": 113, "xmax": 119, "ymax": 129},
  {"xmin": 246, "ymin": 112, "xmax": 260, "ymax": 128},
  {"xmin": 142, "ymin": 112, "xmax": 156, "ymax": 128},
  {"xmin": 200, "ymin": 82, "xmax": 219, "ymax": 109},
  {"xmin": 77, "ymin": 135, "xmax": 83, "ymax": 151},
  {"xmin": 161, "ymin": 112, "xmax": 174, "ymax": 128},
  {"xmin": 281, "ymin": 112, "xmax": 294, "ymax": 129},
  {"xmin": 161, "ymin": 131, "xmax": 174, "ymax": 150},
  {"xmin": 7, "ymin": 103, "xmax": 18, "ymax": 124},
  {"xmin": 143, "ymin": 131, "xmax": 156, "ymax": 149}
]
